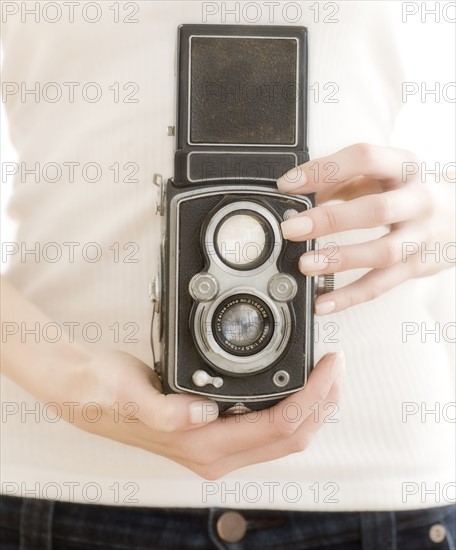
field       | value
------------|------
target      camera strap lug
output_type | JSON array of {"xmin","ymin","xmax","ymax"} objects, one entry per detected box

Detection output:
[
  {"xmin": 153, "ymin": 173, "xmax": 166, "ymax": 216},
  {"xmin": 149, "ymin": 299, "xmax": 162, "ymax": 377},
  {"xmin": 149, "ymin": 276, "xmax": 161, "ymax": 313}
]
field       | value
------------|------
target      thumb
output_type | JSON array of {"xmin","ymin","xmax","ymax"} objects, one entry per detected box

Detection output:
[{"xmin": 132, "ymin": 368, "xmax": 220, "ymax": 432}]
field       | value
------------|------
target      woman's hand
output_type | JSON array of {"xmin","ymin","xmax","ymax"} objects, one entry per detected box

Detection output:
[
  {"xmin": 278, "ymin": 143, "xmax": 455, "ymax": 315},
  {"xmin": 70, "ymin": 350, "xmax": 344, "ymax": 480},
  {"xmin": 2, "ymin": 270, "xmax": 344, "ymax": 481}
]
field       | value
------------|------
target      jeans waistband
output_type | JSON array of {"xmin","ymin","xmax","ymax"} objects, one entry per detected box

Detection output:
[{"xmin": 1, "ymin": 495, "xmax": 455, "ymax": 550}]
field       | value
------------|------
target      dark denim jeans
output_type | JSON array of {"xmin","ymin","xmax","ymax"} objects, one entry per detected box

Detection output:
[{"xmin": 0, "ymin": 495, "xmax": 455, "ymax": 550}]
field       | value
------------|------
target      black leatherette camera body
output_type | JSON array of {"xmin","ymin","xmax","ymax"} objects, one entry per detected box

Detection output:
[{"xmin": 155, "ymin": 24, "xmax": 316, "ymax": 413}]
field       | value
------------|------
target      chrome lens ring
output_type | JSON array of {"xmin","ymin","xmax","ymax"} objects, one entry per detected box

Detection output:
[
  {"xmin": 204, "ymin": 201, "xmax": 283, "ymax": 276},
  {"xmin": 214, "ymin": 210, "xmax": 274, "ymax": 271},
  {"xmin": 193, "ymin": 286, "xmax": 292, "ymax": 375}
]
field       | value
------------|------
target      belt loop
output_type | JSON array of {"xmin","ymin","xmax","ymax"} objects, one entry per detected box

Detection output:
[
  {"xmin": 20, "ymin": 497, "xmax": 55, "ymax": 550},
  {"xmin": 390, "ymin": 511, "xmax": 397, "ymax": 550},
  {"xmin": 361, "ymin": 511, "xmax": 397, "ymax": 550}
]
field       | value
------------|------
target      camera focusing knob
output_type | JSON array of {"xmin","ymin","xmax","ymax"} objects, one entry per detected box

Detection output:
[
  {"xmin": 192, "ymin": 370, "xmax": 223, "ymax": 389},
  {"xmin": 316, "ymin": 274, "xmax": 335, "ymax": 296},
  {"xmin": 189, "ymin": 273, "xmax": 219, "ymax": 302}
]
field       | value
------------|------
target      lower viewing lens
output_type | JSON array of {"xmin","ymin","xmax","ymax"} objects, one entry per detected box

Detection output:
[{"xmin": 213, "ymin": 294, "xmax": 274, "ymax": 356}]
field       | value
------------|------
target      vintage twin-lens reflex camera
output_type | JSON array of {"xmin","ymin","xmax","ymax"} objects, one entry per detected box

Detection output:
[{"xmin": 151, "ymin": 24, "xmax": 333, "ymax": 413}]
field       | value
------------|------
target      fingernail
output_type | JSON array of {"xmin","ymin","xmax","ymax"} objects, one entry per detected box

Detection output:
[
  {"xmin": 281, "ymin": 216, "xmax": 313, "ymax": 239},
  {"xmin": 300, "ymin": 254, "xmax": 328, "ymax": 273},
  {"xmin": 315, "ymin": 300, "xmax": 336, "ymax": 316},
  {"xmin": 331, "ymin": 351, "xmax": 346, "ymax": 379},
  {"xmin": 189, "ymin": 401, "xmax": 219, "ymax": 424},
  {"xmin": 277, "ymin": 172, "xmax": 306, "ymax": 193}
]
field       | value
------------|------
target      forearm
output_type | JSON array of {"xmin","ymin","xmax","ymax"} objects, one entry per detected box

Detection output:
[{"xmin": 1, "ymin": 276, "xmax": 91, "ymax": 402}]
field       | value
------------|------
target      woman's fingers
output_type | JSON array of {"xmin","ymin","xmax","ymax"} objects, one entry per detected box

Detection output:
[
  {"xmin": 98, "ymin": 352, "xmax": 345, "ymax": 478},
  {"xmin": 316, "ymin": 176, "xmax": 383, "ymax": 204},
  {"xmin": 273, "ymin": 144, "xmax": 442, "ymax": 313},
  {"xmin": 99, "ymin": 352, "xmax": 220, "ymax": 433},
  {"xmin": 133, "ymin": 391, "xmax": 220, "ymax": 432},
  {"xmin": 314, "ymin": 261, "xmax": 417, "ymax": 315},
  {"xmin": 276, "ymin": 143, "xmax": 418, "ymax": 195},
  {"xmin": 280, "ymin": 184, "xmax": 430, "ymax": 242},
  {"xmin": 188, "ymin": 376, "xmax": 344, "ymax": 480},
  {"xmin": 298, "ymin": 227, "xmax": 422, "ymax": 275},
  {"xmin": 166, "ymin": 352, "xmax": 345, "ymax": 466}
]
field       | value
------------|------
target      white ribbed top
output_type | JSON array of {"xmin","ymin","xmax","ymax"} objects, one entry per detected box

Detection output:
[{"xmin": 1, "ymin": 1, "xmax": 454, "ymax": 510}]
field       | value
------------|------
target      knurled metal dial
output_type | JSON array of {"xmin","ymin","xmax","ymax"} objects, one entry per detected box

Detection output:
[
  {"xmin": 316, "ymin": 274, "xmax": 335, "ymax": 296},
  {"xmin": 189, "ymin": 272, "xmax": 219, "ymax": 302}
]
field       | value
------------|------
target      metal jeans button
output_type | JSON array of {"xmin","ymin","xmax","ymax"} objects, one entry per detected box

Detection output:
[
  {"xmin": 216, "ymin": 511, "xmax": 247, "ymax": 543},
  {"xmin": 429, "ymin": 523, "xmax": 447, "ymax": 543}
]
